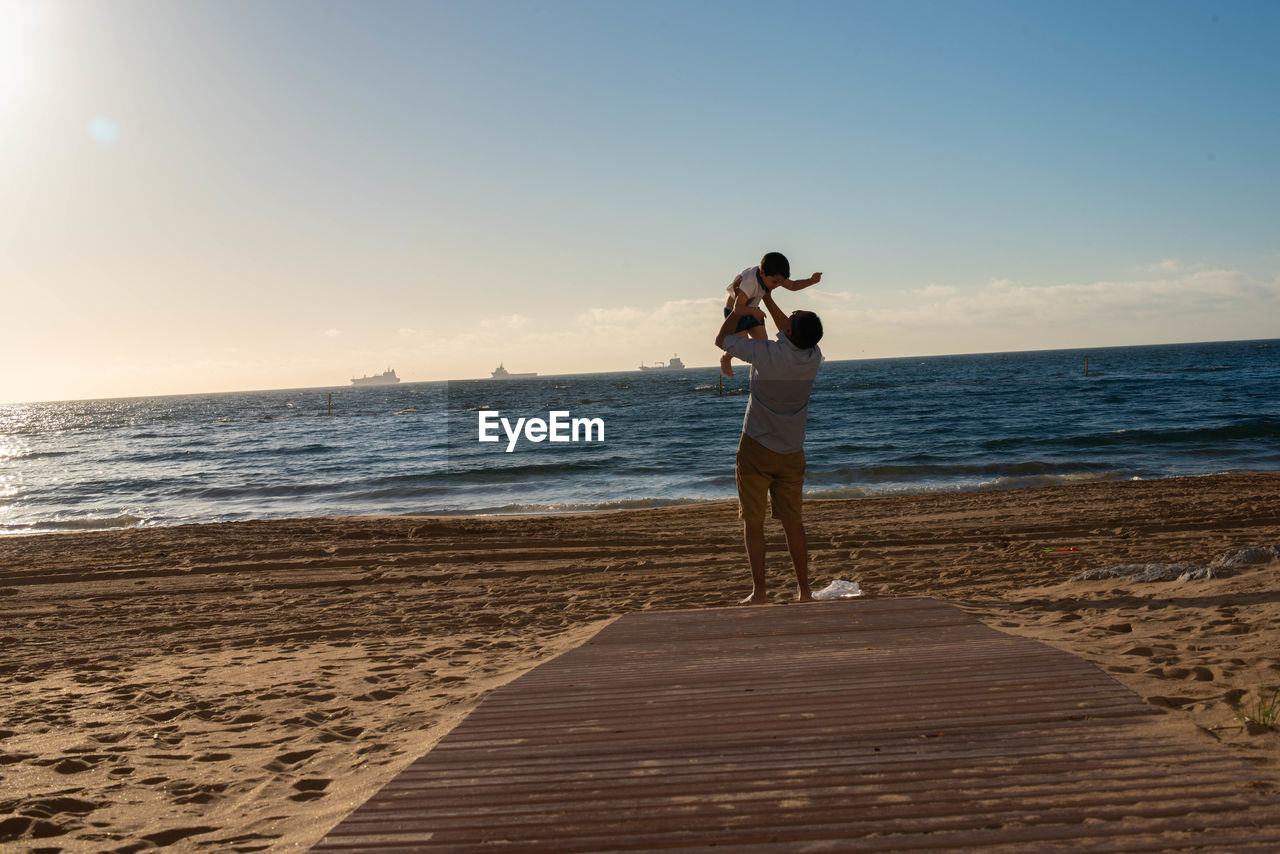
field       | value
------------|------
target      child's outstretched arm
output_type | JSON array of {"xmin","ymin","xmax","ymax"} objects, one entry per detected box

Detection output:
[{"xmin": 781, "ymin": 272, "xmax": 822, "ymax": 291}]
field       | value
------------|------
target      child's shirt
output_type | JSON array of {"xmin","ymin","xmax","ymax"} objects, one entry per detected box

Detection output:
[{"xmin": 727, "ymin": 266, "xmax": 767, "ymax": 307}]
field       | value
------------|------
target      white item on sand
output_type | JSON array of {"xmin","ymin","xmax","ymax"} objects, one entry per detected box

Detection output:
[{"xmin": 813, "ymin": 579, "xmax": 862, "ymax": 600}]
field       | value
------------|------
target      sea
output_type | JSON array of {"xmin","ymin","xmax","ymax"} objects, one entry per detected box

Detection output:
[{"xmin": 2, "ymin": 339, "xmax": 1278, "ymax": 536}]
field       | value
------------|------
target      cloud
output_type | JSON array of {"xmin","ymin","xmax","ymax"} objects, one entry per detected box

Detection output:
[
  {"xmin": 479, "ymin": 314, "xmax": 531, "ymax": 330},
  {"xmin": 809, "ymin": 267, "xmax": 1280, "ymax": 357},
  {"xmin": 577, "ymin": 306, "xmax": 641, "ymax": 326},
  {"xmin": 321, "ymin": 329, "xmax": 342, "ymax": 337},
  {"xmin": 830, "ymin": 269, "xmax": 1278, "ymax": 329},
  {"xmin": 576, "ymin": 299, "xmax": 716, "ymax": 331},
  {"xmin": 807, "ymin": 289, "xmax": 855, "ymax": 303}
]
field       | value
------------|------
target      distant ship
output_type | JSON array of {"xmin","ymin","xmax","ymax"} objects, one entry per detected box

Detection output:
[
  {"xmin": 351, "ymin": 368, "xmax": 400, "ymax": 386},
  {"xmin": 638, "ymin": 355, "xmax": 686, "ymax": 371},
  {"xmin": 491, "ymin": 363, "xmax": 536, "ymax": 379}
]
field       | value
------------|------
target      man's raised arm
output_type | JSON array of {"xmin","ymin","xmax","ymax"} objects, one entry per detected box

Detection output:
[{"xmin": 761, "ymin": 287, "xmax": 791, "ymax": 338}]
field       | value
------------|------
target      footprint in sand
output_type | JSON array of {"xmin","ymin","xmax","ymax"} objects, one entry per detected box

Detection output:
[
  {"xmin": 318, "ymin": 725, "xmax": 364, "ymax": 743},
  {"xmin": 301, "ymin": 692, "xmax": 337, "ymax": 703},
  {"xmin": 267, "ymin": 748, "xmax": 321, "ymax": 771},
  {"xmin": 289, "ymin": 778, "xmax": 331, "ymax": 802},
  {"xmin": 224, "ymin": 713, "xmax": 264, "ymax": 729},
  {"xmin": 141, "ymin": 825, "xmax": 219, "ymax": 846},
  {"xmin": 282, "ymin": 709, "xmax": 338, "ymax": 728},
  {"xmin": 53, "ymin": 757, "xmax": 97, "ymax": 774},
  {"xmin": 170, "ymin": 781, "xmax": 230, "ymax": 805},
  {"xmin": 0, "ymin": 816, "xmax": 70, "ymax": 843},
  {"xmin": 356, "ymin": 687, "xmax": 403, "ymax": 701},
  {"xmin": 145, "ymin": 707, "xmax": 186, "ymax": 723},
  {"xmin": 18, "ymin": 796, "xmax": 99, "ymax": 819}
]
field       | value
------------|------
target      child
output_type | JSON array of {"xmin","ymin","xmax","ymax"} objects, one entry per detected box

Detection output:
[{"xmin": 721, "ymin": 252, "xmax": 822, "ymax": 377}]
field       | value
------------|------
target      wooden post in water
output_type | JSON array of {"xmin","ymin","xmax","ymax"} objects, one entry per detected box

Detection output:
[
  {"xmin": 1085, "ymin": 357, "xmax": 1090, "ymax": 377},
  {"xmin": 718, "ymin": 375, "xmax": 723, "ymax": 396},
  {"xmin": 328, "ymin": 393, "xmax": 333, "ymax": 416}
]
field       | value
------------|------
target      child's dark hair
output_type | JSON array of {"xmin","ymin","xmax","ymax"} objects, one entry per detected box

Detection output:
[
  {"xmin": 790, "ymin": 312, "xmax": 823, "ymax": 350},
  {"xmin": 760, "ymin": 252, "xmax": 790, "ymax": 279}
]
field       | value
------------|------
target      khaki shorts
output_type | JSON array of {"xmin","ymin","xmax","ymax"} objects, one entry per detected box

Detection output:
[{"xmin": 735, "ymin": 434, "xmax": 805, "ymax": 523}]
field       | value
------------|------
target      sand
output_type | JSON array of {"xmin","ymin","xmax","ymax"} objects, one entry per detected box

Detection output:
[{"xmin": 1, "ymin": 472, "xmax": 1278, "ymax": 851}]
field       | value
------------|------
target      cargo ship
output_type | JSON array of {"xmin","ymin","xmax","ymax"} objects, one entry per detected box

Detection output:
[
  {"xmin": 491, "ymin": 364, "xmax": 536, "ymax": 379},
  {"xmin": 638, "ymin": 355, "xmax": 685, "ymax": 371},
  {"xmin": 350, "ymin": 368, "xmax": 401, "ymax": 386}
]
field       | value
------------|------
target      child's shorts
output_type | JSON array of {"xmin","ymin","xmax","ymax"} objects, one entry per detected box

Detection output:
[
  {"xmin": 735, "ymin": 434, "xmax": 805, "ymax": 523},
  {"xmin": 724, "ymin": 305, "xmax": 763, "ymax": 333}
]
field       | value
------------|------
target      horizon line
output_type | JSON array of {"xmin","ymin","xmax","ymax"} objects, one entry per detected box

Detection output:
[{"xmin": 3, "ymin": 335, "xmax": 1275, "ymax": 406}]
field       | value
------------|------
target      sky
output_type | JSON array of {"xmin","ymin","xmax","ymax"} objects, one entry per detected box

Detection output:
[{"xmin": 1, "ymin": 0, "xmax": 1278, "ymax": 403}]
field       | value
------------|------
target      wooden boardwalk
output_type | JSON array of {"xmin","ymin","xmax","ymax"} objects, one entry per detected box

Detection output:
[{"xmin": 314, "ymin": 598, "xmax": 1280, "ymax": 852}]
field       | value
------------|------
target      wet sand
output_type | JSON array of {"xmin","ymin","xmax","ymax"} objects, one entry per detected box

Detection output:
[{"xmin": 1, "ymin": 472, "xmax": 1278, "ymax": 851}]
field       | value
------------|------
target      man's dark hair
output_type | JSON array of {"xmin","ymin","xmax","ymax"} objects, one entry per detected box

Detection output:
[
  {"xmin": 790, "ymin": 311, "xmax": 823, "ymax": 350},
  {"xmin": 760, "ymin": 252, "xmax": 790, "ymax": 279}
]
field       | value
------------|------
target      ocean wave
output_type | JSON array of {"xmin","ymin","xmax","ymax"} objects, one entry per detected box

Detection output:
[
  {"xmin": 806, "ymin": 470, "xmax": 1136, "ymax": 499},
  {"xmin": 1064, "ymin": 419, "xmax": 1280, "ymax": 447},
  {"xmin": 979, "ymin": 418, "xmax": 1280, "ymax": 451},
  {"xmin": 806, "ymin": 459, "xmax": 1116, "ymax": 483},
  {"xmin": 346, "ymin": 485, "xmax": 456, "ymax": 500},
  {"xmin": 7, "ymin": 449, "xmax": 72, "ymax": 461},
  {"xmin": 973, "ymin": 470, "xmax": 1136, "ymax": 491},
  {"xmin": 437, "ymin": 459, "xmax": 616, "ymax": 482},
  {"xmin": 436, "ymin": 496, "xmax": 713, "ymax": 515},
  {"xmin": 174, "ymin": 482, "xmax": 343, "ymax": 499},
  {"xmin": 276, "ymin": 443, "xmax": 340, "ymax": 456},
  {"xmin": 806, "ymin": 485, "xmax": 923, "ymax": 500},
  {"xmin": 120, "ymin": 450, "xmax": 212, "ymax": 464},
  {"xmin": 1, "ymin": 512, "xmax": 147, "ymax": 535}
]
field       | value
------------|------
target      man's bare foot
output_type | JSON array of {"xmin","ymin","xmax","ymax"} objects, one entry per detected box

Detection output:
[
  {"xmin": 720, "ymin": 354, "xmax": 734, "ymax": 378},
  {"xmin": 797, "ymin": 591, "xmax": 813, "ymax": 603},
  {"xmin": 739, "ymin": 593, "xmax": 768, "ymax": 605}
]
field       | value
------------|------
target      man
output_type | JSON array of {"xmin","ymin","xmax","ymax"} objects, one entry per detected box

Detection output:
[{"xmin": 714, "ymin": 282, "xmax": 824, "ymax": 604}]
